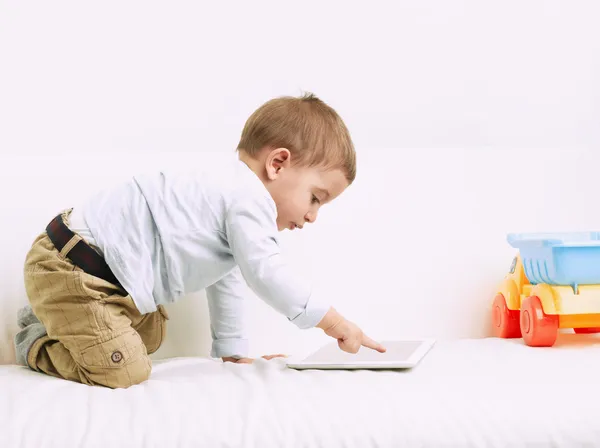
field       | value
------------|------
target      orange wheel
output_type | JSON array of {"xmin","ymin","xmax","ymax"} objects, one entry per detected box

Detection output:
[
  {"xmin": 574, "ymin": 328, "xmax": 600, "ymax": 334},
  {"xmin": 520, "ymin": 296, "xmax": 559, "ymax": 347},
  {"xmin": 492, "ymin": 293, "xmax": 521, "ymax": 338}
]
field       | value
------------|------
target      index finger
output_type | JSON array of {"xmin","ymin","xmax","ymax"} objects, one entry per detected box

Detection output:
[{"xmin": 362, "ymin": 334, "xmax": 387, "ymax": 353}]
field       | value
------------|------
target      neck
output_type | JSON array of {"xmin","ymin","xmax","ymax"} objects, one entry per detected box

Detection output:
[{"xmin": 238, "ymin": 152, "xmax": 267, "ymax": 182}]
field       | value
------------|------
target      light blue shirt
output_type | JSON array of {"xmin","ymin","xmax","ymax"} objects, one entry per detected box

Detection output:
[{"xmin": 69, "ymin": 159, "xmax": 329, "ymax": 359}]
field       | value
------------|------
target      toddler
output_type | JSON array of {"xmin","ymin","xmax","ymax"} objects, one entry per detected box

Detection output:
[{"xmin": 14, "ymin": 93, "xmax": 386, "ymax": 388}]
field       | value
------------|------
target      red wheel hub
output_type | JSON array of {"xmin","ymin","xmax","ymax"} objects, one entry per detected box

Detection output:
[{"xmin": 521, "ymin": 310, "xmax": 531, "ymax": 334}]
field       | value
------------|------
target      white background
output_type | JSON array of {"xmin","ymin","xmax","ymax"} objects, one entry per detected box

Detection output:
[{"xmin": 1, "ymin": 1, "xmax": 599, "ymax": 363}]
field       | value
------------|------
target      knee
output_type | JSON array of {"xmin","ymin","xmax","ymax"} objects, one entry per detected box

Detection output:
[{"xmin": 106, "ymin": 357, "xmax": 152, "ymax": 389}]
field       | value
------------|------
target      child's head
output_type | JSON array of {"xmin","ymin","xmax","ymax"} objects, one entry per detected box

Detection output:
[{"xmin": 237, "ymin": 93, "xmax": 356, "ymax": 231}]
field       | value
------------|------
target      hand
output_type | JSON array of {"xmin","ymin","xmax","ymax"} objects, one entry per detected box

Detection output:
[
  {"xmin": 222, "ymin": 354, "xmax": 288, "ymax": 364},
  {"xmin": 317, "ymin": 307, "xmax": 386, "ymax": 354}
]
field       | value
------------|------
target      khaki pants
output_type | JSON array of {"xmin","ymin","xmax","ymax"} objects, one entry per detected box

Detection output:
[{"xmin": 23, "ymin": 228, "xmax": 168, "ymax": 389}]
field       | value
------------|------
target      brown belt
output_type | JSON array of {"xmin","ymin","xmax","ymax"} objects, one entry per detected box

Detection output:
[{"xmin": 45, "ymin": 214, "xmax": 122, "ymax": 288}]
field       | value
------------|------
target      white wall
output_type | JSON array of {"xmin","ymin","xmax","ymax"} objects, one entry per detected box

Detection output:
[
  {"xmin": 1, "ymin": 0, "xmax": 599, "ymax": 154},
  {"xmin": 1, "ymin": 1, "xmax": 599, "ymax": 363}
]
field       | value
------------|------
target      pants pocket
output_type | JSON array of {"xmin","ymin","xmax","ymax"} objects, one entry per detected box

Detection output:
[
  {"xmin": 80, "ymin": 330, "xmax": 146, "ymax": 368},
  {"xmin": 77, "ymin": 330, "xmax": 151, "ymax": 388}
]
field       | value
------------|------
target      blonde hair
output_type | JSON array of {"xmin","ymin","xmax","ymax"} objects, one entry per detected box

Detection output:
[{"xmin": 237, "ymin": 93, "xmax": 356, "ymax": 183}]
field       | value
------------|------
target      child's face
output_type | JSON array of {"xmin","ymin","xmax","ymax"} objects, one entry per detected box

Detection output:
[{"xmin": 263, "ymin": 149, "xmax": 349, "ymax": 231}]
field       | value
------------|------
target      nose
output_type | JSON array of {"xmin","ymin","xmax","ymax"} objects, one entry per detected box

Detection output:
[{"xmin": 305, "ymin": 209, "xmax": 318, "ymax": 224}]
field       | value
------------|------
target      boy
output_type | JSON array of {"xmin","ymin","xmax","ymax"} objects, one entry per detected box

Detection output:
[{"xmin": 14, "ymin": 93, "xmax": 386, "ymax": 388}]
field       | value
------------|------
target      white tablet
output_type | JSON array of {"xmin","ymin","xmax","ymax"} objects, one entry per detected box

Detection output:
[{"xmin": 286, "ymin": 339, "xmax": 435, "ymax": 370}]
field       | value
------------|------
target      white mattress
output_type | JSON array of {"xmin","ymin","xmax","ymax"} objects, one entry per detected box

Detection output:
[{"xmin": 2, "ymin": 335, "xmax": 600, "ymax": 447}]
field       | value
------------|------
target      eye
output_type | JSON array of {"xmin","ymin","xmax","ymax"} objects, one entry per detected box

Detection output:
[{"xmin": 311, "ymin": 195, "xmax": 320, "ymax": 204}]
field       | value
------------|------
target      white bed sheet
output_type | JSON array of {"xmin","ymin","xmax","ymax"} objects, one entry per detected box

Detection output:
[{"xmin": 2, "ymin": 335, "xmax": 600, "ymax": 448}]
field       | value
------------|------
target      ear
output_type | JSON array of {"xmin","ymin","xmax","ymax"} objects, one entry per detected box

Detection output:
[{"xmin": 265, "ymin": 148, "xmax": 291, "ymax": 180}]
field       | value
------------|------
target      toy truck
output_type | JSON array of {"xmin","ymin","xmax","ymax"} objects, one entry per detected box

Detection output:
[{"xmin": 492, "ymin": 232, "xmax": 600, "ymax": 347}]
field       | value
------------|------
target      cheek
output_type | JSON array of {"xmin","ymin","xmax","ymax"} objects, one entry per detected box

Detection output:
[
  {"xmin": 272, "ymin": 183, "xmax": 307, "ymax": 219},
  {"xmin": 278, "ymin": 195, "xmax": 301, "ymax": 218},
  {"xmin": 292, "ymin": 189, "xmax": 309, "ymax": 211},
  {"xmin": 280, "ymin": 197, "xmax": 300, "ymax": 216},
  {"xmin": 273, "ymin": 192, "xmax": 294, "ymax": 219}
]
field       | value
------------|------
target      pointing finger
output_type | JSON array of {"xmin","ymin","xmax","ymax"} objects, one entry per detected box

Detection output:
[{"xmin": 362, "ymin": 334, "xmax": 386, "ymax": 353}]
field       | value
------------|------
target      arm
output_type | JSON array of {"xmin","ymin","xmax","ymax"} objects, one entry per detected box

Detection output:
[
  {"xmin": 225, "ymin": 196, "xmax": 330, "ymax": 329},
  {"xmin": 225, "ymin": 195, "xmax": 386, "ymax": 355},
  {"xmin": 205, "ymin": 267, "xmax": 249, "ymax": 359}
]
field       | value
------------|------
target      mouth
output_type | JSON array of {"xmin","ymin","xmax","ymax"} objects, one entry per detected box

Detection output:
[{"xmin": 290, "ymin": 222, "xmax": 303, "ymax": 230}]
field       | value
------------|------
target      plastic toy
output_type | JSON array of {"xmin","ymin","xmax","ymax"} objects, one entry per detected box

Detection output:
[{"xmin": 492, "ymin": 232, "xmax": 600, "ymax": 347}]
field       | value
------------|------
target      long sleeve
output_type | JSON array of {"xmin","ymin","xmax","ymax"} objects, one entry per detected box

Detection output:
[
  {"xmin": 206, "ymin": 267, "xmax": 249, "ymax": 359},
  {"xmin": 225, "ymin": 195, "xmax": 330, "ymax": 330}
]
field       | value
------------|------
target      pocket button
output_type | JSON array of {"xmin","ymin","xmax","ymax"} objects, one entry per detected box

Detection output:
[{"xmin": 111, "ymin": 351, "xmax": 123, "ymax": 363}]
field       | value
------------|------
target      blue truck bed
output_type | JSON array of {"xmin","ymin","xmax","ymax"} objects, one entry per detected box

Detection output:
[{"xmin": 507, "ymin": 232, "xmax": 600, "ymax": 286}]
